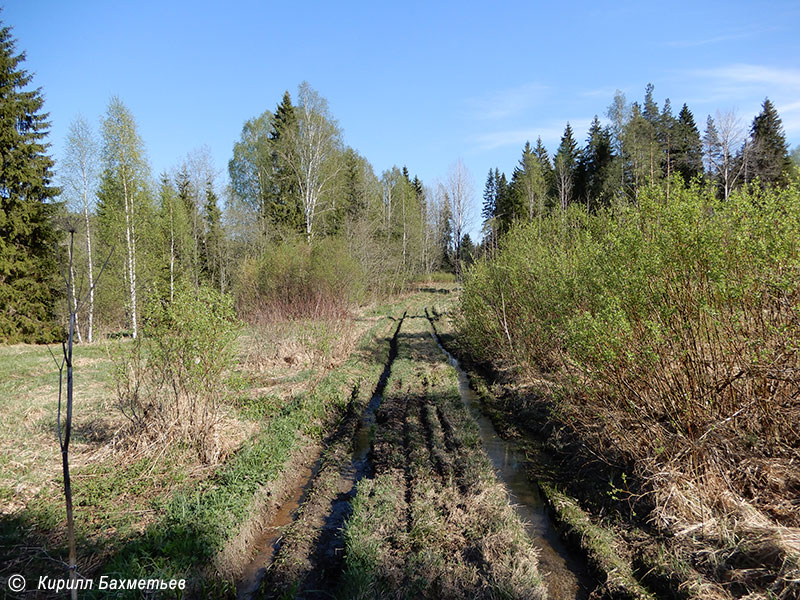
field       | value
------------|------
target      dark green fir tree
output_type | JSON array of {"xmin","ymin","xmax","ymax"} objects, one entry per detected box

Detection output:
[
  {"xmin": 748, "ymin": 98, "xmax": 791, "ymax": 187},
  {"xmin": 0, "ymin": 21, "xmax": 62, "ymax": 343},
  {"xmin": 673, "ymin": 103, "xmax": 703, "ymax": 184},
  {"xmin": 577, "ymin": 116, "xmax": 615, "ymax": 210}
]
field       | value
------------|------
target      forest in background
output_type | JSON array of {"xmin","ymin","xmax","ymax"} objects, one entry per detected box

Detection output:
[
  {"xmin": 3, "ymin": 11, "xmax": 800, "ymax": 598},
  {"xmin": 3, "ymin": 8, "xmax": 799, "ymax": 346}
]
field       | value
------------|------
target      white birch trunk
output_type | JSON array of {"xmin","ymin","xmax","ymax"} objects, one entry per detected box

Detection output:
[{"xmin": 81, "ymin": 161, "xmax": 95, "ymax": 343}]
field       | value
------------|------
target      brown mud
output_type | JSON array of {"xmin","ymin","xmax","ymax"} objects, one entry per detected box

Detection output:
[{"xmin": 244, "ymin": 314, "xmax": 406, "ymax": 599}]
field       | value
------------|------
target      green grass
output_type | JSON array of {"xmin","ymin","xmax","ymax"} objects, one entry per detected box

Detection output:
[
  {"xmin": 540, "ymin": 483, "xmax": 654, "ymax": 599},
  {"xmin": 92, "ymin": 310, "xmax": 405, "ymax": 595}
]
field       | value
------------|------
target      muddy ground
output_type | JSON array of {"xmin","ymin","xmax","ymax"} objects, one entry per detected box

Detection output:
[
  {"xmin": 229, "ymin": 291, "xmax": 782, "ymax": 600},
  {"xmin": 232, "ymin": 299, "xmax": 567, "ymax": 600}
]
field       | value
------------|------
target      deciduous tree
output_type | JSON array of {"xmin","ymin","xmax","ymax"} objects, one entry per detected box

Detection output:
[
  {"xmin": 61, "ymin": 116, "xmax": 99, "ymax": 341},
  {"xmin": 97, "ymin": 97, "xmax": 150, "ymax": 338},
  {"xmin": 280, "ymin": 82, "xmax": 343, "ymax": 242}
]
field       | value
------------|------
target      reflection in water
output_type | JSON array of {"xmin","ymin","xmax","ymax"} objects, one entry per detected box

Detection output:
[
  {"xmin": 433, "ymin": 333, "xmax": 592, "ymax": 600},
  {"xmin": 236, "ymin": 460, "xmax": 321, "ymax": 599}
]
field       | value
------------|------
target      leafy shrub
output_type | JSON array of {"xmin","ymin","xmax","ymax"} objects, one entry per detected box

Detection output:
[
  {"xmin": 114, "ymin": 284, "xmax": 240, "ymax": 463},
  {"xmin": 235, "ymin": 237, "xmax": 366, "ymax": 320},
  {"xmin": 460, "ymin": 179, "xmax": 800, "ymax": 502}
]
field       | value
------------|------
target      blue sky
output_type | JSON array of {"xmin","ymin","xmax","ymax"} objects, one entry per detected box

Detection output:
[{"xmin": 5, "ymin": 1, "xmax": 800, "ymax": 231}]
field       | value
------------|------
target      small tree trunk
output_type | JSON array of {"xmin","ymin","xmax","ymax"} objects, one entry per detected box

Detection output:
[
  {"xmin": 69, "ymin": 262, "xmax": 83, "ymax": 344},
  {"xmin": 59, "ymin": 232, "xmax": 79, "ymax": 599},
  {"xmin": 82, "ymin": 173, "xmax": 95, "ymax": 343}
]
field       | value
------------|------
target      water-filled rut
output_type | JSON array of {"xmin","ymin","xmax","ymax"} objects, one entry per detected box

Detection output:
[
  {"xmin": 235, "ymin": 313, "xmax": 406, "ymax": 599},
  {"xmin": 427, "ymin": 312, "xmax": 593, "ymax": 600}
]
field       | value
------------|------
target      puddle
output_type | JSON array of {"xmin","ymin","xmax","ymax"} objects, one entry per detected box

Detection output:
[
  {"xmin": 429, "ymin": 322, "xmax": 593, "ymax": 600},
  {"xmin": 236, "ymin": 460, "xmax": 322, "ymax": 599},
  {"xmin": 236, "ymin": 313, "xmax": 406, "ymax": 599},
  {"xmin": 338, "ymin": 311, "xmax": 405, "ymax": 487}
]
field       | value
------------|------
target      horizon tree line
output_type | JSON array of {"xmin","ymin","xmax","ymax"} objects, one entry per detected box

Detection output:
[{"xmin": 481, "ymin": 84, "xmax": 797, "ymax": 247}]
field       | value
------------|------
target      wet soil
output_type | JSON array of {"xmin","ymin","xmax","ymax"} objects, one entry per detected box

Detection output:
[
  {"xmin": 428, "ymin": 319, "xmax": 593, "ymax": 600},
  {"xmin": 240, "ymin": 314, "xmax": 406, "ymax": 599},
  {"xmin": 234, "ymin": 306, "xmax": 596, "ymax": 599}
]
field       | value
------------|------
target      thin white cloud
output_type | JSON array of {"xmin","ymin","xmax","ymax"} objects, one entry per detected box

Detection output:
[
  {"xmin": 673, "ymin": 64, "xmax": 800, "ymax": 141},
  {"xmin": 464, "ymin": 83, "xmax": 549, "ymax": 121},
  {"xmin": 692, "ymin": 64, "xmax": 800, "ymax": 89},
  {"xmin": 777, "ymin": 101, "xmax": 800, "ymax": 138},
  {"xmin": 580, "ymin": 87, "xmax": 623, "ymax": 99},
  {"xmin": 471, "ymin": 118, "xmax": 594, "ymax": 152}
]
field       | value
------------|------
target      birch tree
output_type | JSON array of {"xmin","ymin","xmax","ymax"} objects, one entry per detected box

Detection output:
[
  {"xmin": 704, "ymin": 110, "xmax": 747, "ymax": 201},
  {"xmin": 280, "ymin": 82, "xmax": 343, "ymax": 242},
  {"xmin": 446, "ymin": 159, "xmax": 473, "ymax": 278},
  {"xmin": 62, "ymin": 116, "xmax": 99, "ymax": 342},
  {"xmin": 99, "ymin": 97, "xmax": 149, "ymax": 338}
]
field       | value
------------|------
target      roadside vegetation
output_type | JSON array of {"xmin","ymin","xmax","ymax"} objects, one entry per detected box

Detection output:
[
  {"xmin": 0, "ymin": 295, "xmax": 401, "ymax": 597},
  {"xmin": 459, "ymin": 181, "xmax": 800, "ymax": 598}
]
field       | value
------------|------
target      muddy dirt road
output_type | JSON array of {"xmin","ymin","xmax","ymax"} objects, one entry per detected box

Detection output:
[{"xmin": 232, "ymin": 299, "xmax": 591, "ymax": 600}]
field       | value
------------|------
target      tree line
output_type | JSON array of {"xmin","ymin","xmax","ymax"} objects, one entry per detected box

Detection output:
[
  {"xmin": 481, "ymin": 83, "xmax": 797, "ymax": 249},
  {"xmin": 0, "ymin": 19, "xmax": 473, "ymax": 343}
]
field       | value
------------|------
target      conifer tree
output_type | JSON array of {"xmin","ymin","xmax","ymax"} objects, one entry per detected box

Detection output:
[
  {"xmin": 533, "ymin": 137, "xmax": 554, "ymax": 192},
  {"xmin": 640, "ymin": 84, "xmax": 662, "ymax": 184},
  {"xmin": 673, "ymin": 104, "xmax": 703, "ymax": 184},
  {"xmin": 342, "ymin": 147, "xmax": 368, "ymax": 222},
  {"xmin": 577, "ymin": 116, "xmax": 615, "ymax": 211},
  {"xmin": 0, "ymin": 21, "xmax": 61, "ymax": 343},
  {"xmin": 481, "ymin": 168, "xmax": 499, "ymax": 251},
  {"xmin": 270, "ymin": 91, "xmax": 303, "ymax": 232},
  {"xmin": 658, "ymin": 99, "xmax": 677, "ymax": 191},
  {"xmin": 494, "ymin": 172, "xmax": 511, "ymax": 233},
  {"xmin": 202, "ymin": 180, "xmax": 224, "ymax": 291},
  {"xmin": 748, "ymin": 98, "xmax": 791, "ymax": 187},
  {"xmin": 482, "ymin": 168, "xmax": 498, "ymax": 223},
  {"xmin": 554, "ymin": 123, "xmax": 580, "ymax": 211}
]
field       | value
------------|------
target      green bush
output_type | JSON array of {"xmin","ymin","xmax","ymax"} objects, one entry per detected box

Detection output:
[
  {"xmin": 114, "ymin": 284, "xmax": 240, "ymax": 463},
  {"xmin": 236, "ymin": 237, "xmax": 367, "ymax": 320},
  {"xmin": 460, "ymin": 179, "xmax": 800, "ymax": 452}
]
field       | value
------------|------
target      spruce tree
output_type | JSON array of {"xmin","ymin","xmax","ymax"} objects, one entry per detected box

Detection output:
[
  {"xmin": 673, "ymin": 104, "xmax": 703, "ymax": 184},
  {"xmin": 554, "ymin": 123, "xmax": 580, "ymax": 210},
  {"xmin": 270, "ymin": 91, "xmax": 303, "ymax": 232},
  {"xmin": 342, "ymin": 147, "xmax": 368, "ymax": 223},
  {"xmin": 577, "ymin": 116, "xmax": 615, "ymax": 211},
  {"xmin": 481, "ymin": 168, "xmax": 497, "ymax": 223},
  {"xmin": 202, "ymin": 180, "xmax": 223, "ymax": 290},
  {"xmin": 0, "ymin": 21, "xmax": 61, "ymax": 343},
  {"xmin": 748, "ymin": 98, "xmax": 791, "ymax": 187}
]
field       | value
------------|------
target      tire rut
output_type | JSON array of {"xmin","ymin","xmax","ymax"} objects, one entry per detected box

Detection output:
[{"xmin": 257, "ymin": 313, "xmax": 407, "ymax": 598}]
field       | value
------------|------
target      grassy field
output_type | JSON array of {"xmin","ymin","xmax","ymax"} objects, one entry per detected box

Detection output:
[{"xmin": 0, "ymin": 304, "xmax": 399, "ymax": 597}]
